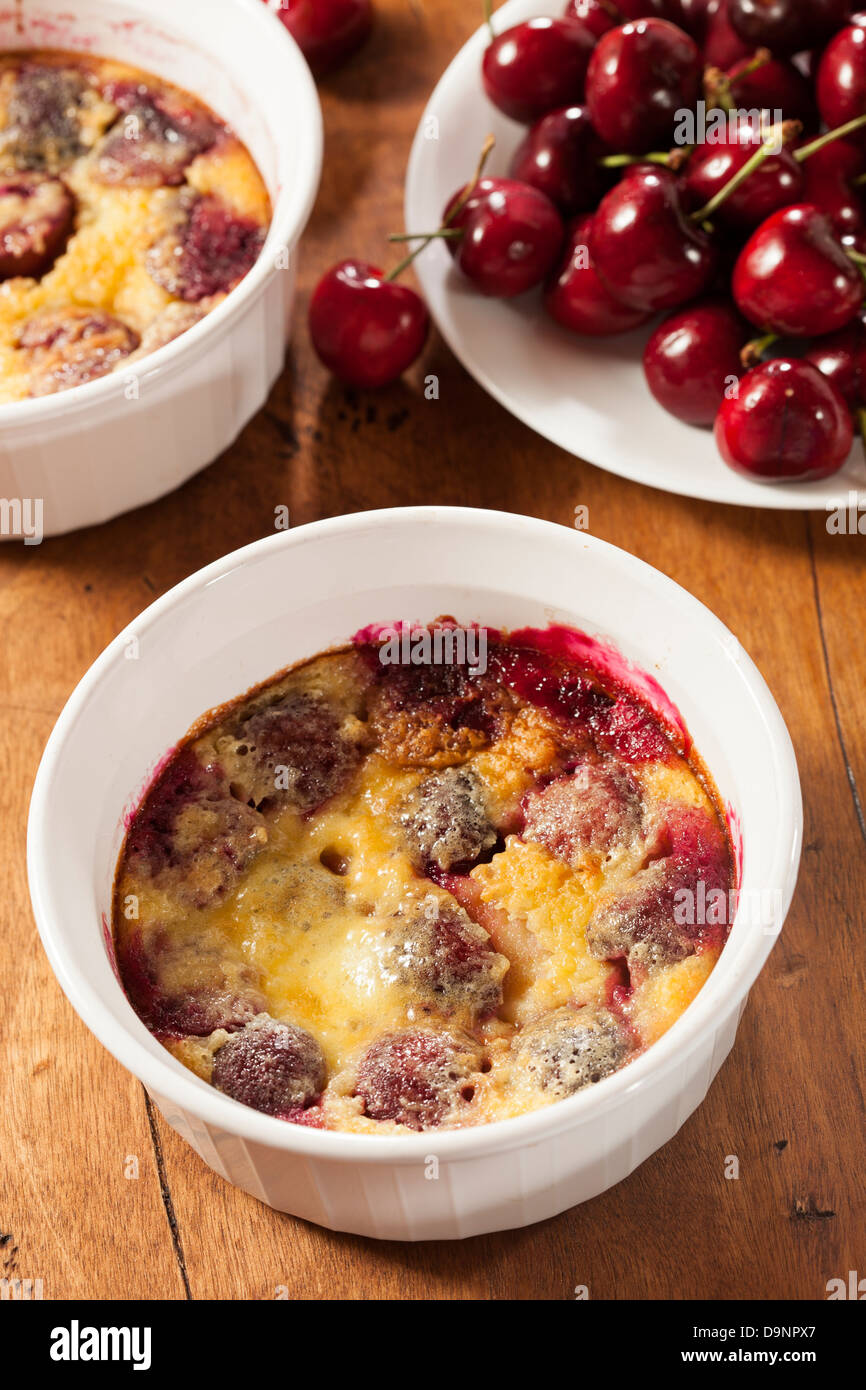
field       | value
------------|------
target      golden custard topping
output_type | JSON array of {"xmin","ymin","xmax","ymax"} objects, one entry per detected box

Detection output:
[
  {"xmin": 113, "ymin": 623, "xmax": 735, "ymax": 1134},
  {"xmin": 0, "ymin": 51, "xmax": 270, "ymax": 401}
]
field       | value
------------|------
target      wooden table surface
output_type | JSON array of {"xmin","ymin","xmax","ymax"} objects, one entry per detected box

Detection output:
[{"xmin": 3, "ymin": 0, "xmax": 865, "ymax": 1302}]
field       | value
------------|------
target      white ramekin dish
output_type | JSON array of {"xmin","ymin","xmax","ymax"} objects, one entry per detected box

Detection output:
[
  {"xmin": 0, "ymin": 0, "xmax": 322, "ymax": 539},
  {"xmin": 27, "ymin": 508, "xmax": 802, "ymax": 1241}
]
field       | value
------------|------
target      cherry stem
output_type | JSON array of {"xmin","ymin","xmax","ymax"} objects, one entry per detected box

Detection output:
[
  {"xmin": 599, "ymin": 146, "xmax": 693, "ymax": 173},
  {"xmin": 689, "ymin": 122, "xmax": 799, "ymax": 224},
  {"xmin": 704, "ymin": 48, "xmax": 772, "ymax": 113},
  {"xmin": 483, "ymin": 0, "xmax": 496, "ymax": 41},
  {"xmin": 795, "ymin": 113, "xmax": 866, "ymax": 162},
  {"xmin": 386, "ymin": 133, "xmax": 495, "ymax": 281},
  {"xmin": 389, "ymin": 228, "xmax": 463, "ymax": 242},
  {"xmin": 741, "ymin": 332, "xmax": 779, "ymax": 369},
  {"xmin": 600, "ymin": 151, "xmax": 680, "ymax": 168}
]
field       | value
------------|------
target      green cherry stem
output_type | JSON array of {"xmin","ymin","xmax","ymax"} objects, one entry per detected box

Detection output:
[
  {"xmin": 795, "ymin": 112, "xmax": 866, "ymax": 162},
  {"xmin": 689, "ymin": 122, "xmax": 798, "ymax": 224},
  {"xmin": 600, "ymin": 150, "xmax": 682, "ymax": 168},
  {"xmin": 483, "ymin": 0, "xmax": 496, "ymax": 42},
  {"xmin": 741, "ymin": 332, "xmax": 780, "ymax": 369},
  {"xmin": 389, "ymin": 229, "xmax": 463, "ymax": 243},
  {"xmin": 386, "ymin": 133, "xmax": 495, "ymax": 281},
  {"xmin": 703, "ymin": 48, "xmax": 772, "ymax": 113}
]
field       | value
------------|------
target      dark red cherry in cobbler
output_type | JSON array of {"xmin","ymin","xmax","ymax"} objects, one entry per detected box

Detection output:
[
  {"xmin": 585, "ymin": 18, "xmax": 702, "ymax": 153},
  {"xmin": 308, "ymin": 258, "xmax": 429, "ymax": 388},
  {"xmin": 732, "ymin": 205, "xmax": 864, "ymax": 338},
  {"xmin": 545, "ymin": 213, "xmax": 653, "ymax": 335},
  {"xmin": 590, "ymin": 165, "xmax": 717, "ymax": 313},
  {"xmin": 442, "ymin": 177, "xmax": 564, "ymax": 297},
  {"xmin": 715, "ymin": 358, "xmax": 852, "ymax": 481},
  {"xmin": 0, "ymin": 170, "xmax": 75, "ymax": 279},
  {"xmin": 644, "ymin": 299, "xmax": 749, "ymax": 426},
  {"xmin": 267, "ymin": 0, "xmax": 374, "ymax": 75},
  {"xmin": 481, "ymin": 17, "xmax": 595, "ymax": 124}
]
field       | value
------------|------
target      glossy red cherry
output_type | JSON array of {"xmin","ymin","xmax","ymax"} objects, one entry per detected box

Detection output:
[
  {"xmin": 268, "ymin": 0, "xmax": 373, "ymax": 76},
  {"xmin": 728, "ymin": 0, "xmax": 849, "ymax": 56},
  {"xmin": 682, "ymin": 130, "xmax": 803, "ymax": 230},
  {"xmin": 817, "ymin": 24, "xmax": 866, "ymax": 145},
  {"xmin": 644, "ymin": 299, "xmax": 748, "ymax": 425},
  {"xmin": 732, "ymin": 204, "xmax": 864, "ymax": 337},
  {"xmin": 443, "ymin": 177, "xmax": 564, "ymax": 296},
  {"xmin": 308, "ymin": 259, "xmax": 428, "ymax": 388},
  {"xmin": 562, "ymin": 0, "xmax": 618, "ymax": 41},
  {"xmin": 509, "ymin": 106, "xmax": 609, "ymax": 216},
  {"xmin": 718, "ymin": 54, "xmax": 819, "ymax": 131},
  {"xmin": 800, "ymin": 139, "xmax": 866, "ymax": 239},
  {"xmin": 586, "ymin": 19, "xmax": 702, "ymax": 153},
  {"xmin": 803, "ymin": 313, "xmax": 866, "ymax": 409},
  {"xmin": 617, "ymin": 0, "xmax": 677, "ymax": 15},
  {"xmin": 482, "ymin": 17, "xmax": 595, "ymax": 124},
  {"xmin": 700, "ymin": 0, "xmax": 753, "ymax": 67},
  {"xmin": 715, "ymin": 358, "xmax": 852, "ymax": 480},
  {"xmin": 590, "ymin": 165, "xmax": 717, "ymax": 313},
  {"xmin": 544, "ymin": 213, "xmax": 653, "ymax": 334}
]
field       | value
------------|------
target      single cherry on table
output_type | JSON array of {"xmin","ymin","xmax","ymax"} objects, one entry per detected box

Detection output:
[
  {"xmin": 308, "ymin": 259, "xmax": 429, "ymax": 389},
  {"xmin": 268, "ymin": 0, "xmax": 373, "ymax": 76},
  {"xmin": 715, "ymin": 358, "xmax": 853, "ymax": 481}
]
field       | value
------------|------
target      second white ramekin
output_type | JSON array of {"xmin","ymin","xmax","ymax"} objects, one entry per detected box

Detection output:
[
  {"xmin": 27, "ymin": 508, "xmax": 803, "ymax": 1240},
  {"xmin": 0, "ymin": 0, "xmax": 322, "ymax": 538}
]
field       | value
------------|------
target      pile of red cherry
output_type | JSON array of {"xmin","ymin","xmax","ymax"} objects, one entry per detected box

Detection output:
[{"xmin": 309, "ymin": 0, "xmax": 866, "ymax": 485}]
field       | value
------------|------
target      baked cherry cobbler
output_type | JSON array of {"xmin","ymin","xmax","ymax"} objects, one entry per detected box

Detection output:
[
  {"xmin": 113, "ymin": 623, "xmax": 735, "ymax": 1134},
  {"xmin": 0, "ymin": 51, "xmax": 270, "ymax": 401}
]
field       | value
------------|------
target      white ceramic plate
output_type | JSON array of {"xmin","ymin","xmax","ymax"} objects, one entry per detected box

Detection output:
[{"xmin": 405, "ymin": 0, "xmax": 866, "ymax": 510}]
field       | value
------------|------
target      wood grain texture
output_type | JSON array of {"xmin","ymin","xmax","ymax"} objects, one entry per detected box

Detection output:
[{"xmin": 1, "ymin": 0, "xmax": 864, "ymax": 1301}]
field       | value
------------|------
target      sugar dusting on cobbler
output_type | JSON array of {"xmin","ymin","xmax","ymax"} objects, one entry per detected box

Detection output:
[{"xmin": 113, "ymin": 625, "xmax": 735, "ymax": 1133}]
